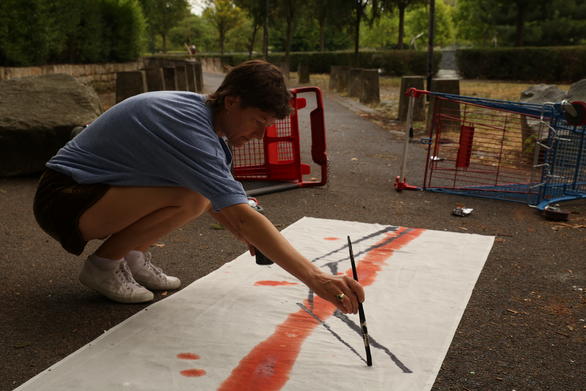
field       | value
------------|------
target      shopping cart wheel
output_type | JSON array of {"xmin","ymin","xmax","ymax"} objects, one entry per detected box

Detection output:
[{"xmin": 543, "ymin": 205, "xmax": 570, "ymax": 221}]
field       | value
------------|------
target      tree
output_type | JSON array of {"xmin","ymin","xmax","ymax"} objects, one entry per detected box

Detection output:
[
  {"xmin": 203, "ymin": 0, "xmax": 246, "ymax": 54},
  {"xmin": 452, "ymin": 0, "xmax": 580, "ymax": 47},
  {"xmin": 406, "ymin": 0, "xmax": 454, "ymax": 47},
  {"xmin": 234, "ymin": 0, "xmax": 264, "ymax": 57},
  {"xmin": 392, "ymin": 0, "xmax": 426, "ymax": 48},
  {"xmin": 139, "ymin": 0, "xmax": 190, "ymax": 53},
  {"xmin": 169, "ymin": 14, "xmax": 216, "ymax": 51}
]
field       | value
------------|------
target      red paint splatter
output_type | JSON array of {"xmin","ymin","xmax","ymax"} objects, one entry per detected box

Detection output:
[
  {"xmin": 180, "ymin": 369, "xmax": 206, "ymax": 377},
  {"xmin": 255, "ymin": 281, "xmax": 299, "ymax": 286},
  {"xmin": 218, "ymin": 227, "xmax": 423, "ymax": 391},
  {"xmin": 177, "ymin": 353, "xmax": 200, "ymax": 360},
  {"xmin": 324, "ymin": 237, "xmax": 339, "ymax": 241}
]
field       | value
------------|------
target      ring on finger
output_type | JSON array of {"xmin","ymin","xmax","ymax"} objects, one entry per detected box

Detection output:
[{"xmin": 335, "ymin": 292, "xmax": 345, "ymax": 302}]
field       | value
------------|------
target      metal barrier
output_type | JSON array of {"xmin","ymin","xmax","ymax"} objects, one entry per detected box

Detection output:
[{"xmin": 395, "ymin": 88, "xmax": 586, "ymax": 210}]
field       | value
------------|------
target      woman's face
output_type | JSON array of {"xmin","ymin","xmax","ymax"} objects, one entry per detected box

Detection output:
[{"xmin": 219, "ymin": 96, "xmax": 276, "ymax": 147}]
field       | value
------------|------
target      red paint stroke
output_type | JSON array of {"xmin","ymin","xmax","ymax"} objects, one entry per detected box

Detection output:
[
  {"xmin": 218, "ymin": 227, "xmax": 424, "ymax": 391},
  {"xmin": 323, "ymin": 237, "xmax": 340, "ymax": 241},
  {"xmin": 180, "ymin": 369, "xmax": 206, "ymax": 377},
  {"xmin": 177, "ymin": 353, "xmax": 200, "ymax": 360},
  {"xmin": 255, "ymin": 281, "xmax": 299, "ymax": 286}
]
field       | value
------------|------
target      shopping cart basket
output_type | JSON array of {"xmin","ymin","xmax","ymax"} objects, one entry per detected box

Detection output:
[
  {"xmin": 232, "ymin": 86, "xmax": 327, "ymax": 195},
  {"xmin": 395, "ymin": 88, "xmax": 586, "ymax": 210}
]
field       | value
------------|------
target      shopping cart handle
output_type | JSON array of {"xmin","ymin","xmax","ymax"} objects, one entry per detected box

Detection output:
[{"xmin": 291, "ymin": 86, "xmax": 328, "ymax": 186}]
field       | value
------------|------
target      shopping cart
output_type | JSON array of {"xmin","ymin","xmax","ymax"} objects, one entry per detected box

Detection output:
[
  {"xmin": 232, "ymin": 86, "xmax": 328, "ymax": 195},
  {"xmin": 395, "ymin": 88, "xmax": 586, "ymax": 210}
]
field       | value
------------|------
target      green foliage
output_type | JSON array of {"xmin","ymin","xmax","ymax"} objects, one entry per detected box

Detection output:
[
  {"xmin": 406, "ymin": 0, "xmax": 455, "ymax": 47},
  {"xmin": 203, "ymin": 0, "xmax": 247, "ymax": 55},
  {"xmin": 456, "ymin": 47, "xmax": 586, "ymax": 82},
  {"xmin": 199, "ymin": 49, "xmax": 440, "ymax": 75},
  {"xmin": 454, "ymin": 0, "xmax": 586, "ymax": 47},
  {"xmin": 360, "ymin": 12, "xmax": 399, "ymax": 49},
  {"xmin": 140, "ymin": 0, "xmax": 190, "ymax": 52},
  {"xmin": 0, "ymin": 0, "xmax": 146, "ymax": 66}
]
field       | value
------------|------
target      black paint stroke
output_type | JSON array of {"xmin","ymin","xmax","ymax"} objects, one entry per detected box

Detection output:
[
  {"xmin": 334, "ymin": 311, "xmax": 413, "ymax": 373},
  {"xmin": 297, "ymin": 303, "xmax": 367, "ymax": 364},
  {"xmin": 319, "ymin": 227, "xmax": 413, "ymax": 275},
  {"xmin": 310, "ymin": 226, "xmax": 398, "ymax": 265},
  {"xmin": 302, "ymin": 226, "xmax": 415, "ymax": 373}
]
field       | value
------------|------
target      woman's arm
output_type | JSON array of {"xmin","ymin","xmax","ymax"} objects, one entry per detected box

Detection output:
[{"xmin": 215, "ymin": 203, "xmax": 365, "ymax": 314}]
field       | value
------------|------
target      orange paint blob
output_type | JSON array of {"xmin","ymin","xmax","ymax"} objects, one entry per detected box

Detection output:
[
  {"xmin": 180, "ymin": 369, "xmax": 206, "ymax": 377},
  {"xmin": 323, "ymin": 237, "xmax": 340, "ymax": 241},
  {"xmin": 254, "ymin": 281, "xmax": 299, "ymax": 286},
  {"xmin": 177, "ymin": 353, "xmax": 200, "ymax": 360},
  {"xmin": 219, "ymin": 227, "xmax": 424, "ymax": 391}
]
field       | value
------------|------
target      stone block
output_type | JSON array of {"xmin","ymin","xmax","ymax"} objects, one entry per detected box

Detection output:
[{"xmin": 115, "ymin": 70, "xmax": 146, "ymax": 103}]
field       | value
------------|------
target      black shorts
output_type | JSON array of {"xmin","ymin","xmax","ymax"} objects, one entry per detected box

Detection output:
[{"xmin": 33, "ymin": 168, "xmax": 110, "ymax": 255}]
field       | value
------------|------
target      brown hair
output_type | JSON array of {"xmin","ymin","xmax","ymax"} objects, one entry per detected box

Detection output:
[{"xmin": 207, "ymin": 60, "xmax": 292, "ymax": 119}]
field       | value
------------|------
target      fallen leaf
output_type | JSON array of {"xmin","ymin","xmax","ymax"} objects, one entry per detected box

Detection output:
[
  {"xmin": 351, "ymin": 157, "xmax": 358, "ymax": 161},
  {"xmin": 154, "ymin": 242, "xmax": 165, "ymax": 247},
  {"xmin": 161, "ymin": 291, "xmax": 168, "ymax": 296},
  {"xmin": 210, "ymin": 223, "xmax": 225, "ymax": 230}
]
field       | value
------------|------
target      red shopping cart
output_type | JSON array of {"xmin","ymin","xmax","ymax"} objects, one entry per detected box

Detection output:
[{"xmin": 232, "ymin": 86, "xmax": 328, "ymax": 195}]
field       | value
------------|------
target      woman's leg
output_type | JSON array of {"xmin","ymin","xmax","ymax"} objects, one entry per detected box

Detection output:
[{"xmin": 79, "ymin": 186, "xmax": 210, "ymax": 260}]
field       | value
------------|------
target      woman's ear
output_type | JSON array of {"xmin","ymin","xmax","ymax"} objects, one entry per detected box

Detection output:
[{"xmin": 224, "ymin": 95, "xmax": 241, "ymax": 111}]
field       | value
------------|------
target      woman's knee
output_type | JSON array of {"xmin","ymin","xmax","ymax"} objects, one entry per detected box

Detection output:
[{"xmin": 172, "ymin": 188, "xmax": 210, "ymax": 217}]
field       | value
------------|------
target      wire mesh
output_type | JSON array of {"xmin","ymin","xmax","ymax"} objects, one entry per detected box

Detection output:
[{"xmin": 422, "ymin": 93, "xmax": 586, "ymax": 208}]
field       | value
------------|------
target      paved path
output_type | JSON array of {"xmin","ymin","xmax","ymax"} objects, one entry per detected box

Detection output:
[{"xmin": 0, "ymin": 72, "xmax": 584, "ymax": 391}]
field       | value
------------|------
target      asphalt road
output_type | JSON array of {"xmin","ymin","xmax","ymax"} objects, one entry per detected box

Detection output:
[{"xmin": 0, "ymin": 72, "xmax": 584, "ymax": 391}]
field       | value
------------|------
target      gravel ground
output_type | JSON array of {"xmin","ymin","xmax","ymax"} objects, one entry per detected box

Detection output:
[{"xmin": 0, "ymin": 72, "xmax": 584, "ymax": 391}]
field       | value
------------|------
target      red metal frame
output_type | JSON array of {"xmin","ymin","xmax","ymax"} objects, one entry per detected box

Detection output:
[{"xmin": 232, "ymin": 86, "xmax": 327, "ymax": 187}]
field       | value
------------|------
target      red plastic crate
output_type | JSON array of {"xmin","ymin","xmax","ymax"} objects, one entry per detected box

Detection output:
[{"xmin": 232, "ymin": 86, "xmax": 327, "ymax": 187}]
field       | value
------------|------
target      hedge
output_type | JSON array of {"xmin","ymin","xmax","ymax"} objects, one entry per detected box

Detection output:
[
  {"xmin": 0, "ymin": 0, "xmax": 146, "ymax": 66},
  {"xmin": 195, "ymin": 50, "xmax": 441, "ymax": 76},
  {"xmin": 456, "ymin": 46, "xmax": 586, "ymax": 83}
]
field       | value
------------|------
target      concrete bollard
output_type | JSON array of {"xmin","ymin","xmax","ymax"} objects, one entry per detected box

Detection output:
[
  {"xmin": 279, "ymin": 62, "xmax": 290, "ymax": 80},
  {"xmin": 348, "ymin": 68, "xmax": 363, "ymax": 98},
  {"xmin": 145, "ymin": 67, "xmax": 165, "ymax": 92},
  {"xmin": 116, "ymin": 71, "xmax": 146, "ymax": 103},
  {"xmin": 174, "ymin": 63, "xmax": 188, "ymax": 91},
  {"xmin": 194, "ymin": 62, "xmax": 203, "ymax": 92},
  {"xmin": 399, "ymin": 76, "xmax": 425, "ymax": 121},
  {"xmin": 163, "ymin": 67, "xmax": 177, "ymax": 90},
  {"xmin": 359, "ymin": 69, "xmax": 380, "ymax": 104},
  {"xmin": 298, "ymin": 63, "xmax": 310, "ymax": 84},
  {"xmin": 329, "ymin": 65, "xmax": 344, "ymax": 91},
  {"xmin": 185, "ymin": 62, "xmax": 197, "ymax": 92},
  {"xmin": 337, "ymin": 67, "xmax": 351, "ymax": 93},
  {"xmin": 429, "ymin": 78, "xmax": 461, "ymax": 130}
]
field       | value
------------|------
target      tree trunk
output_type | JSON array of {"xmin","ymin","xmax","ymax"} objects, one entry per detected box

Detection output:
[
  {"xmin": 398, "ymin": 5, "xmax": 406, "ymax": 49},
  {"xmin": 220, "ymin": 29, "xmax": 225, "ymax": 55},
  {"xmin": 354, "ymin": 3, "xmax": 362, "ymax": 65},
  {"xmin": 285, "ymin": 17, "xmax": 293, "ymax": 62},
  {"xmin": 248, "ymin": 24, "xmax": 258, "ymax": 58},
  {"xmin": 319, "ymin": 20, "xmax": 326, "ymax": 52},
  {"xmin": 263, "ymin": 0, "xmax": 269, "ymax": 59},
  {"xmin": 515, "ymin": 1, "xmax": 526, "ymax": 47}
]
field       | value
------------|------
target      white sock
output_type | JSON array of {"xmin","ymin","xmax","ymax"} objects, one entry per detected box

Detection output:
[
  {"xmin": 125, "ymin": 250, "xmax": 144, "ymax": 268},
  {"xmin": 89, "ymin": 254, "xmax": 123, "ymax": 270}
]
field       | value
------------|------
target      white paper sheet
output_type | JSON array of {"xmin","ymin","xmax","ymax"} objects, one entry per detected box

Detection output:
[{"xmin": 15, "ymin": 217, "xmax": 494, "ymax": 391}]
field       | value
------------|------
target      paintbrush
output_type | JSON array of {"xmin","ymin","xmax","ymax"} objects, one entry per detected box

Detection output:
[{"xmin": 347, "ymin": 235, "xmax": 373, "ymax": 367}]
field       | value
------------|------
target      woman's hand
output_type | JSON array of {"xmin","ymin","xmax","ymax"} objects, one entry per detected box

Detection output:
[{"xmin": 307, "ymin": 272, "xmax": 365, "ymax": 314}]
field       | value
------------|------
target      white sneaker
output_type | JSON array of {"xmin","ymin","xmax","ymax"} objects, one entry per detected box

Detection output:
[
  {"xmin": 126, "ymin": 251, "xmax": 181, "ymax": 291},
  {"xmin": 79, "ymin": 257, "xmax": 154, "ymax": 303}
]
